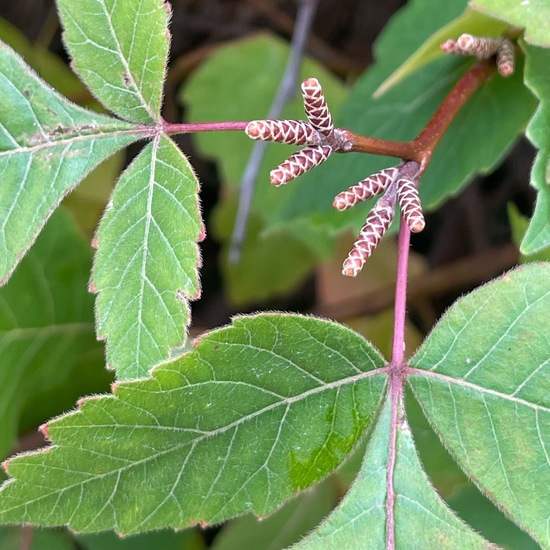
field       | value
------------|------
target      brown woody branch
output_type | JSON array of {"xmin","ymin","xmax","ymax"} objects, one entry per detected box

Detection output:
[{"xmin": 343, "ymin": 59, "xmax": 496, "ymax": 173}]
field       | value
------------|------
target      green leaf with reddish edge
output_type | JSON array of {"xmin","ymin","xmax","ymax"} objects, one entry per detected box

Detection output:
[
  {"xmin": 271, "ymin": 0, "xmax": 537, "ymax": 238},
  {"xmin": 520, "ymin": 43, "xmax": 550, "ymax": 254},
  {"xmin": 0, "ymin": 42, "xmax": 140, "ymax": 285},
  {"xmin": 0, "ymin": 208, "xmax": 102, "ymax": 459},
  {"xmin": 57, "ymin": 0, "xmax": 169, "ymax": 123},
  {"xmin": 91, "ymin": 135, "xmax": 202, "ymax": 380},
  {"xmin": 294, "ymin": 396, "xmax": 492, "ymax": 549},
  {"xmin": 470, "ymin": 0, "xmax": 550, "ymax": 47},
  {"xmin": 409, "ymin": 263, "xmax": 550, "ymax": 547},
  {"xmin": 375, "ymin": 7, "xmax": 509, "ymax": 97},
  {"xmin": 0, "ymin": 314, "xmax": 385, "ymax": 534}
]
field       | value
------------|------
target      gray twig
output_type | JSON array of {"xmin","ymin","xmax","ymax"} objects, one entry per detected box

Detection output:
[{"xmin": 229, "ymin": 0, "xmax": 319, "ymax": 263}]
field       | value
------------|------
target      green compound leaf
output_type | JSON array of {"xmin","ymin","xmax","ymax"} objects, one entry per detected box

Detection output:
[
  {"xmin": 520, "ymin": 43, "xmax": 550, "ymax": 255},
  {"xmin": 0, "ymin": 42, "xmax": 140, "ymax": 284},
  {"xmin": 57, "ymin": 0, "xmax": 170, "ymax": 123},
  {"xmin": 92, "ymin": 135, "xmax": 202, "ymax": 380},
  {"xmin": 470, "ymin": 0, "xmax": 550, "ymax": 47},
  {"xmin": 0, "ymin": 314, "xmax": 386, "ymax": 534},
  {"xmin": 294, "ymin": 396, "xmax": 491, "ymax": 549},
  {"xmin": 409, "ymin": 263, "xmax": 550, "ymax": 548},
  {"xmin": 271, "ymin": 0, "xmax": 536, "ymax": 236},
  {"xmin": 0, "ymin": 208, "xmax": 101, "ymax": 459}
]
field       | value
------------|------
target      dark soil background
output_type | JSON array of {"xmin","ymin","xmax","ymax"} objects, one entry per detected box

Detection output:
[{"xmin": 0, "ymin": 0, "xmax": 536, "ymax": 331}]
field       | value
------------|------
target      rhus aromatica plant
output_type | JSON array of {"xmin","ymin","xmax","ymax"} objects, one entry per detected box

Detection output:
[{"xmin": 0, "ymin": 1, "xmax": 548, "ymax": 549}]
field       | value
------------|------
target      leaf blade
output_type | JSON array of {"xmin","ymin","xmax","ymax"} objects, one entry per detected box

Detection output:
[
  {"xmin": 470, "ymin": 0, "xmax": 550, "ymax": 47},
  {"xmin": 0, "ymin": 314, "xmax": 385, "ymax": 533},
  {"xmin": 57, "ymin": 0, "xmax": 170, "ymax": 122},
  {"xmin": 294, "ymin": 395, "xmax": 492, "ymax": 549},
  {"xmin": 520, "ymin": 43, "xmax": 550, "ymax": 255},
  {"xmin": 0, "ymin": 42, "xmax": 139, "ymax": 284},
  {"xmin": 409, "ymin": 263, "xmax": 550, "ymax": 547},
  {"xmin": 92, "ymin": 135, "xmax": 202, "ymax": 380}
]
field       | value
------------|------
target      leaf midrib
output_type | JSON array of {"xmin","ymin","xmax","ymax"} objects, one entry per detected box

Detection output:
[
  {"xmin": 2, "ymin": 368, "xmax": 386, "ymax": 516},
  {"xmin": 0, "ymin": 128, "xmax": 144, "ymax": 158},
  {"xmin": 408, "ymin": 367, "xmax": 548, "ymax": 411}
]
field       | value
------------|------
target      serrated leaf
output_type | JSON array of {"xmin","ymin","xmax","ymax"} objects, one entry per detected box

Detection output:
[
  {"xmin": 294, "ymin": 395, "xmax": 491, "ymax": 549},
  {"xmin": 92, "ymin": 135, "xmax": 202, "ymax": 380},
  {"xmin": 0, "ymin": 208, "xmax": 101, "ymax": 459},
  {"xmin": 470, "ymin": 0, "xmax": 550, "ymax": 47},
  {"xmin": 0, "ymin": 42, "xmax": 140, "ymax": 284},
  {"xmin": 271, "ymin": 0, "xmax": 537, "ymax": 236},
  {"xmin": 57, "ymin": 0, "xmax": 169, "ymax": 123},
  {"xmin": 375, "ymin": 7, "xmax": 509, "ymax": 97},
  {"xmin": 520, "ymin": 43, "xmax": 550, "ymax": 254},
  {"xmin": 409, "ymin": 263, "xmax": 550, "ymax": 547},
  {"xmin": 0, "ymin": 314, "xmax": 386, "ymax": 534}
]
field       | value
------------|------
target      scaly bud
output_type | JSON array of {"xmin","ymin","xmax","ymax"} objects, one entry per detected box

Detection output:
[
  {"xmin": 245, "ymin": 119, "xmax": 321, "ymax": 146},
  {"xmin": 497, "ymin": 39, "xmax": 515, "ymax": 77},
  {"xmin": 396, "ymin": 178, "xmax": 425, "ymax": 232},
  {"xmin": 301, "ymin": 78, "xmax": 334, "ymax": 137},
  {"xmin": 456, "ymin": 34, "xmax": 502, "ymax": 59},
  {"xmin": 440, "ymin": 39, "xmax": 463, "ymax": 55},
  {"xmin": 342, "ymin": 199, "xmax": 395, "ymax": 277},
  {"xmin": 270, "ymin": 145, "xmax": 333, "ymax": 186},
  {"xmin": 333, "ymin": 166, "xmax": 399, "ymax": 211}
]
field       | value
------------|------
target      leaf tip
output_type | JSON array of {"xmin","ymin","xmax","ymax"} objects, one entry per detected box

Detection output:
[
  {"xmin": 2, "ymin": 459, "xmax": 11, "ymax": 474},
  {"xmin": 91, "ymin": 237, "xmax": 99, "ymax": 249},
  {"xmin": 198, "ymin": 223, "xmax": 207, "ymax": 243},
  {"xmin": 38, "ymin": 423, "xmax": 50, "ymax": 439},
  {"xmin": 88, "ymin": 281, "xmax": 96, "ymax": 293}
]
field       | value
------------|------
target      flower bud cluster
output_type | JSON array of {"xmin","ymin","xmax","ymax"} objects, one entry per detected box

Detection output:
[
  {"xmin": 338, "ymin": 161, "xmax": 424, "ymax": 276},
  {"xmin": 441, "ymin": 34, "xmax": 515, "ymax": 77},
  {"xmin": 245, "ymin": 78, "xmax": 351, "ymax": 186},
  {"xmin": 245, "ymin": 79, "xmax": 427, "ymax": 276}
]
